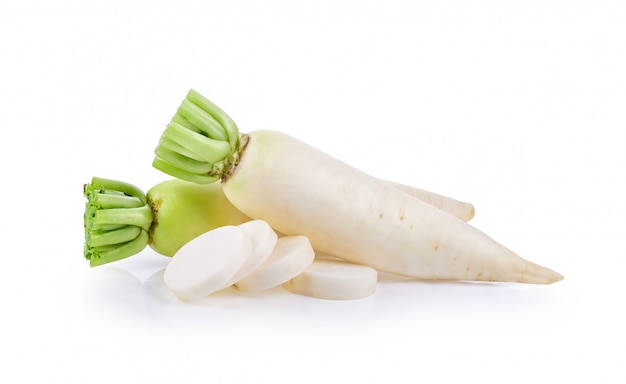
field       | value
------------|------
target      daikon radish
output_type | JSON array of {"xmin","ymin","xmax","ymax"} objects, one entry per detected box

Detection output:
[
  {"xmin": 152, "ymin": 89, "xmax": 563, "ymax": 284},
  {"xmin": 384, "ymin": 180, "xmax": 474, "ymax": 222},
  {"xmin": 283, "ymin": 258, "xmax": 378, "ymax": 300},
  {"xmin": 235, "ymin": 236, "xmax": 315, "ymax": 291},
  {"xmin": 163, "ymin": 225, "xmax": 251, "ymax": 301}
]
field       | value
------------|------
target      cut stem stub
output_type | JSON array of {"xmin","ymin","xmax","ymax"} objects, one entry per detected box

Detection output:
[
  {"xmin": 83, "ymin": 177, "xmax": 154, "ymax": 267},
  {"xmin": 152, "ymin": 89, "xmax": 243, "ymax": 183}
]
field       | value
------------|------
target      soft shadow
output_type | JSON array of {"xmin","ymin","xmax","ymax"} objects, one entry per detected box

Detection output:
[{"xmin": 83, "ymin": 262, "xmax": 565, "ymax": 327}]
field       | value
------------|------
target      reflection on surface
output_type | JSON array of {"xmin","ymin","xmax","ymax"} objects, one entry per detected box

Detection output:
[{"xmin": 81, "ymin": 251, "xmax": 566, "ymax": 330}]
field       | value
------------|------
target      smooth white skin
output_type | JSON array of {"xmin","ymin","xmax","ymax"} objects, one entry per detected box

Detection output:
[
  {"xmin": 283, "ymin": 258, "xmax": 378, "ymax": 300},
  {"xmin": 235, "ymin": 235, "xmax": 315, "ymax": 291},
  {"xmin": 222, "ymin": 220, "xmax": 278, "ymax": 287},
  {"xmin": 164, "ymin": 226, "xmax": 251, "ymax": 301},
  {"xmin": 223, "ymin": 130, "xmax": 563, "ymax": 284},
  {"xmin": 384, "ymin": 180, "xmax": 475, "ymax": 222}
]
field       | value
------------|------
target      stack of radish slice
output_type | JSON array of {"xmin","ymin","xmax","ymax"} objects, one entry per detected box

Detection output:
[{"xmin": 163, "ymin": 220, "xmax": 378, "ymax": 302}]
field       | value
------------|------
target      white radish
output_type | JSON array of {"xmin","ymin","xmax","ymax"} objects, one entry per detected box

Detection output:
[
  {"xmin": 226, "ymin": 130, "xmax": 562, "ymax": 284},
  {"xmin": 152, "ymin": 90, "xmax": 563, "ymax": 284},
  {"xmin": 222, "ymin": 220, "xmax": 278, "ymax": 287},
  {"xmin": 283, "ymin": 258, "xmax": 378, "ymax": 300},
  {"xmin": 163, "ymin": 225, "xmax": 251, "ymax": 301},
  {"xmin": 384, "ymin": 180, "xmax": 475, "ymax": 222},
  {"xmin": 235, "ymin": 235, "xmax": 315, "ymax": 292}
]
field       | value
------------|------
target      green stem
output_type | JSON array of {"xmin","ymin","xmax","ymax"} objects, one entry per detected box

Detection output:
[
  {"xmin": 154, "ymin": 146, "xmax": 215, "ymax": 175},
  {"xmin": 88, "ymin": 231, "xmax": 150, "ymax": 267},
  {"xmin": 87, "ymin": 176, "xmax": 147, "ymax": 204},
  {"xmin": 83, "ymin": 177, "xmax": 154, "ymax": 267},
  {"xmin": 163, "ymin": 121, "xmax": 232, "ymax": 164},
  {"xmin": 88, "ymin": 226, "xmax": 142, "ymax": 247},
  {"xmin": 151, "ymin": 157, "xmax": 220, "ymax": 184},
  {"xmin": 177, "ymin": 98, "xmax": 229, "ymax": 141},
  {"xmin": 152, "ymin": 89, "xmax": 242, "ymax": 184},
  {"xmin": 185, "ymin": 89, "xmax": 240, "ymax": 151},
  {"xmin": 91, "ymin": 193, "xmax": 145, "ymax": 209},
  {"xmin": 90, "ymin": 206, "xmax": 153, "ymax": 232},
  {"xmin": 159, "ymin": 134, "xmax": 208, "ymax": 162}
]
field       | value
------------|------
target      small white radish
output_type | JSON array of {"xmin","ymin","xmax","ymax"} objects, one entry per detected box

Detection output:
[
  {"xmin": 235, "ymin": 235, "xmax": 315, "ymax": 292},
  {"xmin": 222, "ymin": 220, "xmax": 278, "ymax": 287},
  {"xmin": 283, "ymin": 258, "xmax": 378, "ymax": 300},
  {"xmin": 384, "ymin": 179, "xmax": 475, "ymax": 222},
  {"xmin": 164, "ymin": 225, "xmax": 251, "ymax": 301}
]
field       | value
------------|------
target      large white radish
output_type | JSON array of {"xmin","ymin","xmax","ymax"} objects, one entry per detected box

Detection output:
[
  {"xmin": 163, "ymin": 225, "xmax": 251, "ymax": 301},
  {"xmin": 235, "ymin": 235, "xmax": 315, "ymax": 292},
  {"xmin": 226, "ymin": 130, "xmax": 562, "ymax": 284},
  {"xmin": 151, "ymin": 90, "xmax": 474, "ymax": 221},
  {"xmin": 283, "ymin": 258, "xmax": 378, "ymax": 300},
  {"xmin": 152, "ymin": 90, "xmax": 563, "ymax": 284}
]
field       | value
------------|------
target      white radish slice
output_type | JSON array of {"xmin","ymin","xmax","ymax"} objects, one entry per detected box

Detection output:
[
  {"xmin": 235, "ymin": 235, "xmax": 314, "ymax": 292},
  {"xmin": 283, "ymin": 258, "xmax": 378, "ymax": 300},
  {"xmin": 164, "ymin": 225, "xmax": 251, "ymax": 302},
  {"xmin": 222, "ymin": 220, "xmax": 278, "ymax": 287}
]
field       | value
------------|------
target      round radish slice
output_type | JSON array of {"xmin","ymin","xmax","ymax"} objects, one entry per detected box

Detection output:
[
  {"xmin": 164, "ymin": 225, "xmax": 251, "ymax": 302},
  {"xmin": 235, "ymin": 235, "xmax": 314, "ymax": 292},
  {"xmin": 283, "ymin": 258, "xmax": 377, "ymax": 300},
  {"xmin": 222, "ymin": 220, "xmax": 278, "ymax": 287}
]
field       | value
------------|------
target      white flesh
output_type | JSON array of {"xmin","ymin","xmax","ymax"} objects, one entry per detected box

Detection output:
[
  {"xmin": 283, "ymin": 258, "xmax": 378, "ymax": 300},
  {"xmin": 223, "ymin": 130, "xmax": 563, "ymax": 284},
  {"xmin": 222, "ymin": 220, "xmax": 278, "ymax": 287},
  {"xmin": 164, "ymin": 226, "xmax": 251, "ymax": 301},
  {"xmin": 235, "ymin": 235, "xmax": 315, "ymax": 291}
]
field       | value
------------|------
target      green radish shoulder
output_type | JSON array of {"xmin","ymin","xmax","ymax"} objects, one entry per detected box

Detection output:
[{"xmin": 83, "ymin": 177, "xmax": 250, "ymax": 267}]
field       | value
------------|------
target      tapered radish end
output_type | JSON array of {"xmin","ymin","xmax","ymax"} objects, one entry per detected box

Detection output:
[
  {"xmin": 465, "ymin": 203, "xmax": 476, "ymax": 222},
  {"xmin": 519, "ymin": 260, "xmax": 564, "ymax": 284}
]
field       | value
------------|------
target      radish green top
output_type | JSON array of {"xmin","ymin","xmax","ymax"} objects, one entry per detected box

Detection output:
[
  {"xmin": 152, "ymin": 89, "xmax": 245, "ymax": 184},
  {"xmin": 83, "ymin": 177, "xmax": 153, "ymax": 267}
]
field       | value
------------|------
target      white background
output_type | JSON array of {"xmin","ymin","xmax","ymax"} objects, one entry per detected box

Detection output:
[{"xmin": 1, "ymin": 0, "xmax": 625, "ymax": 382}]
